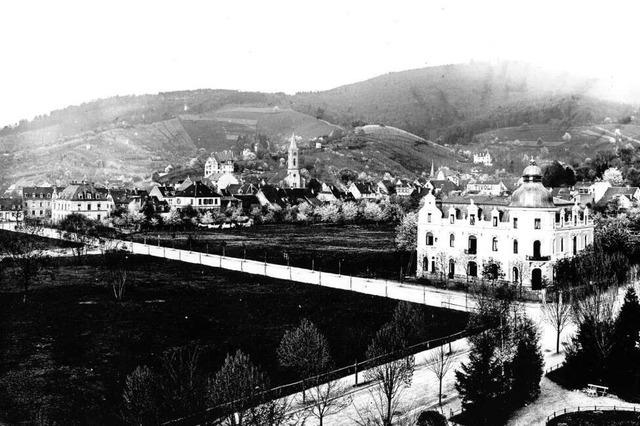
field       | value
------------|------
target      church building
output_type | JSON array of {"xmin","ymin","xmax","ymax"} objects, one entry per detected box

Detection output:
[
  {"xmin": 416, "ymin": 161, "xmax": 594, "ymax": 289},
  {"xmin": 284, "ymin": 133, "xmax": 303, "ymax": 188}
]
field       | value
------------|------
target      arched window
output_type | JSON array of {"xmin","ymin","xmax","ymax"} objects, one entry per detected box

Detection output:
[
  {"xmin": 467, "ymin": 261, "xmax": 477, "ymax": 277},
  {"xmin": 467, "ymin": 235, "xmax": 477, "ymax": 254},
  {"xmin": 533, "ymin": 240, "xmax": 541, "ymax": 258},
  {"xmin": 449, "ymin": 233, "xmax": 455, "ymax": 247},
  {"xmin": 448, "ymin": 259, "xmax": 455, "ymax": 279},
  {"xmin": 423, "ymin": 257, "xmax": 429, "ymax": 271},
  {"xmin": 531, "ymin": 268, "xmax": 542, "ymax": 290},
  {"xmin": 492, "ymin": 237, "xmax": 498, "ymax": 251},
  {"xmin": 426, "ymin": 232, "xmax": 434, "ymax": 246},
  {"xmin": 513, "ymin": 239, "xmax": 518, "ymax": 254},
  {"xmin": 513, "ymin": 267, "xmax": 519, "ymax": 284}
]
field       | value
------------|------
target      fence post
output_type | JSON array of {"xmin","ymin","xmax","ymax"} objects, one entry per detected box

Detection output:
[
  {"xmin": 385, "ymin": 281, "xmax": 388, "ymax": 297},
  {"xmin": 350, "ymin": 275, "xmax": 352, "ymax": 290},
  {"xmin": 319, "ymin": 271, "xmax": 321, "ymax": 286},
  {"xmin": 354, "ymin": 360, "xmax": 358, "ymax": 386}
]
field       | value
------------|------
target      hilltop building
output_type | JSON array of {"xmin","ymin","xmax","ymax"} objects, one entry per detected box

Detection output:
[
  {"xmin": 204, "ymin": 151, "xmax": 236, "ymax": 178},
  {"xmin": 416, "ymin": 161, "xmax": 594, "ymax": 289},
  {"xmin": 473, "ymin": 151, "xmax": 493, "ymax": 166},
  {"xmin": 284, "ymin": 134, "xmax": 303, "ymax": 188},
  {"xmin": 51, "ymin": 181, "xmax": 114, "ymax": 223}
]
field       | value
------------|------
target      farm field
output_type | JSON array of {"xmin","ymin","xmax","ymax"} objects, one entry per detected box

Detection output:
[
  {"xmin": 0, "ymin": 255, "xmax": 468, "ymax": 424},
  {"xmin": 131, "ymin": 223, "xmax": 416, "ymax": 279}
]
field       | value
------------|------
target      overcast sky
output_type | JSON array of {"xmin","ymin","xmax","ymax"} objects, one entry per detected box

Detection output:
[{"xmin": 2, "ymin": 0, "xmax": 639, "ymax": 126}]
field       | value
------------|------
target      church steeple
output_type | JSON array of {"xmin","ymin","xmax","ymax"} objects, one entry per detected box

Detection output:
[{"xmin": 286, "ymin": 133, "xmax": 301, "ymax": 188}]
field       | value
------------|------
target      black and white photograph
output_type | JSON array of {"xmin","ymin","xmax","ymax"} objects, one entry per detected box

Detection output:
[{"xmin": 1, "ymin": 1, "xmax": 640, "ymax": 425}]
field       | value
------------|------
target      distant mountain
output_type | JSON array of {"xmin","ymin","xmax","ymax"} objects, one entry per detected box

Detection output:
[
  {"xmin": 291, "ymin": 62, "xmax": 636, "ymax": 143},
  {"xmin": 0, "ymin": 62, "xmax": 636, "ymax": 190}
]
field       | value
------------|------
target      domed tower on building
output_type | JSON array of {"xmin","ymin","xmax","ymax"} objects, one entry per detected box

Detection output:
[
  {"xmin": 285, "ymin": 133, "xmax": 302, "ymax": 188},
  {"xmin": 415, "ymin": 160, "xmax": 594, "ymax": 290}
]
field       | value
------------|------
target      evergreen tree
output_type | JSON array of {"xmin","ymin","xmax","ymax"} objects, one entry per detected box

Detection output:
[
  {"xmin": 455, "ymin": 333, "xmax": 504, "ymax": 425},
  {"xmin": 610, "ymin": 287, "xmax": 640, "ymax": 393},
  {"xmin": 510, "ymin": 317, "xmax": 544, "ymax": 404}
]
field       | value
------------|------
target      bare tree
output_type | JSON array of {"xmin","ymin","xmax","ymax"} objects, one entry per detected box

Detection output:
[
  {"xmin": 161, "ymin": 344, "xmax": 205, "ymax": 417},
  {"xmin": 542, "ymin": 290, "xmax": 573, "ymax": 354},
  {"xmin": 207, "ymin": 349, "xmax": 267, "ymax": 426},
  {"xmin": 277, "ymin": 318, "xmax": 332, "ymax": 398},
  {"xmin": 362, "ymin": 323, "xmax": 415, "ymax": 426},
  {"xmin": 426, "ymin": 344, "xmax": 455, "ymax": 406},
  {"xmin": 302, "ymin": 378, "xmax": 351, "ymax": 426},
  {"xmin": 102, "ymin": 249, "xmax": 130, "ymax": 301},
  {"xmin": 1, "ymin": 225, "xmax": 47, "ymax": 302}
]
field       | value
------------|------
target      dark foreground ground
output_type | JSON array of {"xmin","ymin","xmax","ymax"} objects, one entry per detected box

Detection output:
[
  {"xmin": 0, "ymin": 255, "xmax": 467, "ymax": 424},
  {"xmin": 131, "ymin": 223, "xmax": 416, "ymax": 279}
]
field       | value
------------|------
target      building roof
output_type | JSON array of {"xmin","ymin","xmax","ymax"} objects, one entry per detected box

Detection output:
[
  {"xmin": 353, "ymin": 182, "xmax": 376, "ymax": 194},
  {"xmin": 509, "ymin": 160, "xmax": 555, "ymax": 208},
  {"xmin": 57, "ymin": 182, "xmax": 110, "ymax": 201},
  {"xmin": 22, "ymin": 186, "xmax": 55, "ymax": 198},
  {"xmin": 211, "ymin": 150, "xmax": 236, "ymax": 163},
  {"xmin": 175, "ymin": 181, "xmax": 221, "ymax": 198},
  {"xmin": 597, "ymin": 186, "xmax": 640, "ymax": 206}
]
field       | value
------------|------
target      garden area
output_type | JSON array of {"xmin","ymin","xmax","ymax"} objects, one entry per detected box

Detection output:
[
  {"xmin": 0, "ymin": 254, "xmax": 468, "ymax": 424},
  {"xmin": 547, "ymin": 408, "xmax": 640, "ymax": 426}
]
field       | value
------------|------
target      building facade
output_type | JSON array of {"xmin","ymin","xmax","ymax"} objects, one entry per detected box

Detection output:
[
  {"xmin": 417, "ymin": 161, "xmax": 594, "ymax": 289},
  {"xmin": 204, "ymin": 151, "xmax": 235, "ymax": 178},
  {"xmin": 173, "ymin": 181, "xmax": 221, "ymax": 211},
  {"xmin": 51, "ymin": 182, "xmax": 114, "ymax": 223},
  {"xmin": 473, "ymin": 151, "xmax": 493, "ymax": 166},
  {"xmin": 22, "ymin": 186, "xmax": 58, "ymax": 219}
]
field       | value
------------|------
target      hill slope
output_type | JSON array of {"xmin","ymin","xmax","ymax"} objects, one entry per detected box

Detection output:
[
  {"xmin": 291, "ymin": 62, "xmax": 636, "ymax": 143},
  {"xmin": 1, "ymin": 62, "xmax": 637, "ymax": 189}
]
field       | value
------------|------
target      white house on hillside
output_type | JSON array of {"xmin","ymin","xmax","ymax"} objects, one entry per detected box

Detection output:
[
  {"xmin": 473, "ymin": 151, "xmax": 493, "ymax": 166},
  {"xmin": 204, "ymin": 151, "xmax": 236, "ymax": 178}
]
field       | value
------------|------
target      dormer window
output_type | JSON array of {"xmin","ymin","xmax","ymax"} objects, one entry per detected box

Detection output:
[
  {"xmin": 470, "ymin": 214, "xmax": 475, "ymax": 225},
  {"xmin": 449, "ymin": 214, "xmax": 454, "ymax": 224},
  {"xmin": 427, "ymin": 213, "xmax": 432, "ymax": 223},
  {"xmin": 492, "ymin": 217, "xmax": 498, "ymax": 227}
]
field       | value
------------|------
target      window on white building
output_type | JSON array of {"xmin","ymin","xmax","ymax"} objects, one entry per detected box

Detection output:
[
  {"xmin": 492, "ymin": 237, "xmax": 498, "ymax": 251},
  {"xmin": 450, "ymin": 214, "xmax": 454, "ymax": 224},
  {"xmin": 534, "ymin": 218, "xmax": 541, "ymax": 229},
  {"xmin": 560, "ymin": 238, "xmax": 564, "ymax": 252},
  {"xmin": 492, "ymin": 217, "xmax": 498, "ymax": 227},
  {"xmin": 426, "ymin": 233, "xmax": 434, "ymax": 245},
  {"xmin": 513, "ymin": 240, "xmax": 518, "ymax": 254},
  {"xmin": 449, "ymin": 233, "xmax": 455, "ymax": 247},
  {"xmin": 427, "ymin": 213, "xmax": 432, "ymax": 223},
  {"xmin": 470, "ymin": 214, "xmax": 475, "ymax": 225}
]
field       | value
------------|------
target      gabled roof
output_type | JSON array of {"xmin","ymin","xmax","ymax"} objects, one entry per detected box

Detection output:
[
  {"xmin": 352, "ymin": 182, "xmax": 376, "ymax": 194},
  {"xmin": 22, "ymin": 186, "xmax": 54, "ymax": 198},
  {"xmin": 597, "ymin": 186, "xmax": 640, "ymax": 206},
  {"xmin": 57, "ymin": 182, "xmax": 109, "ymax": 201},
  {"xmin": 209, "ymin": 150, "xmax": 236, "ymax": 163},
  {"xmin": 175, "ymin": 181, "xmax": 221, "ymax": 198}
]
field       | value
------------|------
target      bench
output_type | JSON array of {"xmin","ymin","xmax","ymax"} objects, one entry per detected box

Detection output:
[{"xmin": 587, "ymin": 383, "xmax": 609, "ymax": 397}]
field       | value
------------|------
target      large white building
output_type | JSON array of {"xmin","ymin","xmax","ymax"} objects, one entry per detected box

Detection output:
[
  {"xmin": 417, "ymin": 161, "xmax": 594, "ymax": 289},
  {"xmin": 473, "ymin": 151, "xmax": 493, "ymax": 166},
  {"xmin": 51, "ymin": 182, "xmax": 114, "ymax": 223}
]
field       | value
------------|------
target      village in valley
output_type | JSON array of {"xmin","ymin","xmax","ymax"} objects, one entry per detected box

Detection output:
[{"xmin": 3, "ymin": 2, "xmax": 640, "ymax": 426}]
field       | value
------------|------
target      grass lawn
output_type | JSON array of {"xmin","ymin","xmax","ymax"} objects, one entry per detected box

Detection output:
[
  {"xmin": 547, "ymin": 409, "xmax": 640, "ymax": 425},
  {"xmin": 131, "ymin": 223, "xmax": 415, "ymax": 280},
  {"xmin": 0, "ymin": 254, "xmax": 467, "ymax": 424}
]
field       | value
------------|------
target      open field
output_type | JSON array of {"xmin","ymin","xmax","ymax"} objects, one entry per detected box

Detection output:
[
  {"xmin": 131, "ymin": 223, "xmax": 416, "ymax": 279},
  {"xmin": 0, "ymin": 255, "xmax": 467, "ymax": 424}
]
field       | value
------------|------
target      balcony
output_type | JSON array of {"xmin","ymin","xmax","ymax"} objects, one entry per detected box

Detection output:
[
  {"xmin": 526, "ymin": 255, "xmax": 551, "ymax": 261},
  {"xmin": 464, "ymin": 249, "xmax": 477, "ymax": 255}
]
